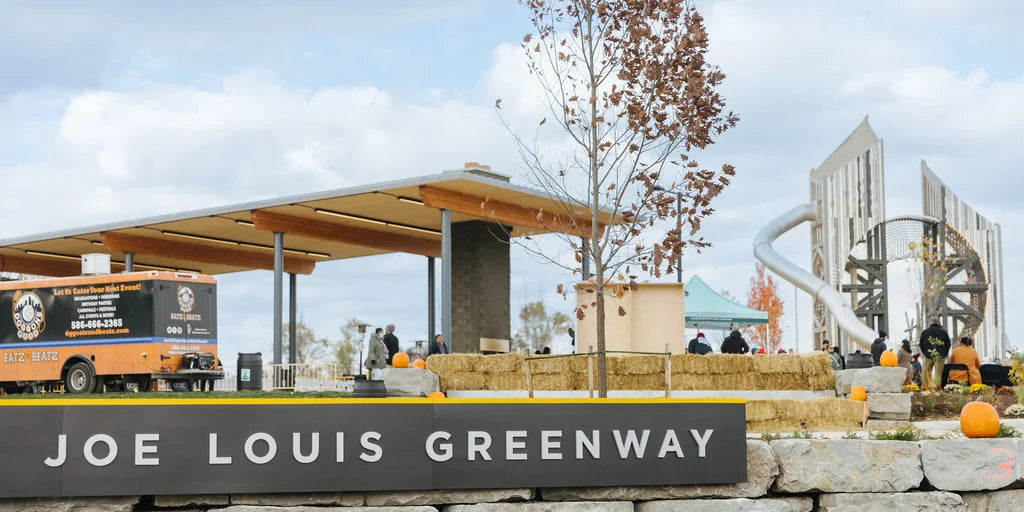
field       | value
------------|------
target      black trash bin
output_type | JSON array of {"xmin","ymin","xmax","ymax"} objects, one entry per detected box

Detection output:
[
  {"xmin": 353, "ymin": 379, "xmax": 386, "ymax": 398},
  {"xmin": 845, "ymin": 352, "xmax": 873, "ymax": 369},
  {"xmin": 237, "ymin": 352, "xmax": 263, "ymax": 391}
]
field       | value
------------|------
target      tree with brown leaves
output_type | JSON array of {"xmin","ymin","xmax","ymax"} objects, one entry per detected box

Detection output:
[
  {"xmin": 744, "ymin": 263, "xmax": 785, "ymax": 352},
  {"xmin": 498, "ymin": 0, "xmax": 738, "ymax": 396}
]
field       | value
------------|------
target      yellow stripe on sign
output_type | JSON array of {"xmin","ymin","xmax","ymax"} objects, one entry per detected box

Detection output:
[{"xmin": 0, "ymin": 397, "xmax": 746, "ymax": 407}]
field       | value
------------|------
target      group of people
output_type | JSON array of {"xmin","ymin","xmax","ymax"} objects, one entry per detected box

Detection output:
[
  {"xmin": 364, "ymin": 324, "xmax": 450, "ymax": 379},
  {"xmin": 686, "ymin": 325, "xmax": 790, "ymax": 355}
]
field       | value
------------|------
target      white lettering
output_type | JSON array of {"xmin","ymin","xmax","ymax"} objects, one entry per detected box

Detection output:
[
  {"xmin": 467, "ymin": 431, "xmax": 492, "ymax": 461},
  {"xmin": 293, "ymin": 432, "xmax": 319, "ymax": 464},
  {"xmin": 426, "ymin": 431, "xmax": 452, "ymax": 462},
  {"xmin": 612, "ymin": 430, "xmax": 650, "ymax": 459},
  {"xmin": 44, "ymin": 434, "xmax": 67, "ymax": 467},
  {"xmin": 575, "ymin": 430, "xmax": 600, "ymax": 459},
  {"xmin": 336, "ymin": 432, "xmax": 345, "ymax": 462},
  {"xmin": 541, "ymin": 430, "xmax": 562, "ymax": 460},
  {"xmin": 690, "ymin": 429, "xmax": 713, "ymax": 458},
  {"xmin": 244, "ymin": 433, "xmax": 277, "ymax": 464},
  {"xmin": 209, "ymin": 433, "xmax": 233, "ymax": 464},
  {"xmin": 360, "ymin": 431, "xmax": 382, "ymax": 462},
  {"xmin": 657, "ymin": 430, "xmax": 684, "ymax": 459},
  {"xmin": 135, "ymin": 433, "xmax": 160, "ymax": 466},
  {"xmin": 505, "ymin": 431, "xmax": 527, "ymax": 461},
  {"xmin": 84, "ymin": 434, "xmax": 117, "ymax": 467}
]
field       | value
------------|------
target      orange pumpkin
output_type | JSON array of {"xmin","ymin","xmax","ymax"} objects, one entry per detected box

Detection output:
[
  {"xmin": 392, "ymin": 352, "xmax": 410, "ymax": 368},
  {"xmin": 427, "ymin": 391, "xmax": 446, "ymax": 399},
  {"xmin": 850, "ymin": 385, "xmax": 867, "ymax": 401},
  {"xmin": 879, "ymin": 350, "xmax": 898, "ymax": 367},
  {"xmin": 411, "ymin": 359, "xmax": 426, "ymax": 369},
  {"xmin": 961, "ymin": 401, "xmax": 1000, "ymax": 438}
]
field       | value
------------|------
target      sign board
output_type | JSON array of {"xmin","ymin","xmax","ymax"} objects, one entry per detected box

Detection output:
[{"xmin": 0, "ymin": 398, "xmax": 746, "ymax": 497}]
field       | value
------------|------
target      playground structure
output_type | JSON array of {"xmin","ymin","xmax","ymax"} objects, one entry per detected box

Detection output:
[{"xmin": 754, "ymin": 117, "xmax": 1006, "ymax": 359}]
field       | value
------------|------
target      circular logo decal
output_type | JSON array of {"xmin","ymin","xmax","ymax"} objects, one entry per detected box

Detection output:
[
  {"xmin": 12, "ymin": 291, "xmax": 45, "ymax": 341},
  {"xmin": 177, "ymin": 285, "xmax": 196, "ymax": 313}
]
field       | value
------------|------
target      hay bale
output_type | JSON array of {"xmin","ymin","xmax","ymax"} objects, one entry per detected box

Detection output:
[
  {"xmin": 799, "ymin": 352, "xmax": 833, "ymax": 377},
  {"xmin": 746, "ymin": 419, "xmax": 795, "ymax": 432},
  {"xmin": 671, "ymin": 354, "xmax": 710, "ymax": 375},
  {"xmin": 746, "ymin": 400, "xmax": 777, "ymax": 422},
  {"xmin": 475, "ymin": 353, "xmax": 522, "ymax": 373},
  {"xmin": 439, "ymin": 372, "xmax": 487, "ymax": 391},
  {"xmin": 616, "ymin": 355, "xmax": 665, "ymax": 375},
  {"xmin": 816, "ymin": 398, "xmax": 866, "ymax": 426},
  {"xmin": 426, "ymin": 354, "xmax": 476, "ymax": 374},
  {"xmin": 568, "ymin": 354, "xmax": 591, "ymax": 374},
  {"xmin": 755, "ymin": 374, "xmax": 811, "ymax": 390},
  {"xmin": 528, "ymin": 355, "xmax": 572, "ymax": 374},
  {"xmin": 706, "ymin": 354, "xmax": 753, "ymax": 374},
  {"xmin": 608, "ymin": 374, "xmax": 664, "ymax": 390},
  {"xmin": 532, "ymin": 374, "xmax": 575, "ymax": 390},
  {"xmin": 773, "ymin": 399, "xmax": 818, "ymax": 422},
  {"xmin": 807, "ymin": 374, "xmax": 835, "ymax": 391},
  {"xmin": 751, "ymin": 354, "xmax": 805, "ymax": 374},
  {"xmin": 485, "ymin": 372, "xmax": 526, "ymax": 390}
]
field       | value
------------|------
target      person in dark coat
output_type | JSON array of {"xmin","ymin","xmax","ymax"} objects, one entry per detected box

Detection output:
[
  {"xmin": 871, "ymin": 330, "xmax": 888, "ymax": 366},
  {"xmin": 382, "ymin": 324, "xmax": 400, "ymax": 366},
  {"xmin": 919, "ymin": 316, "xmax": 951, "ymax": 389},
  {"xmin": 687, "ymin": 332, "xmax": 712, "ymax": 355},
  {"xmin": 428, "ymin": 334, "xmax": 449, "ymax": 356},
  {"xmin": 720, "ymin": 325, "xmax": 749, "ymax": 354}
]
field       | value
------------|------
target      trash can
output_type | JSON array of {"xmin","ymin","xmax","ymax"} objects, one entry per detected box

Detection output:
[
  {"xmin": 845, "ymin": 352, "xmax": 872, "ymax": 369},
  {"xmin": 353, "ymin": 379, "xmax": 386, "ymax": 398},
  {"xmin": 237, "ymin": 352, "xmax": 263, "ymax": 391}
]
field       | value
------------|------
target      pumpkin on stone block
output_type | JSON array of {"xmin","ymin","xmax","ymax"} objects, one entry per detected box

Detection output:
[
  {"xmin": 851, "ymin": 385, "xmax": 867, "ymax": 401},
  {"xmin": 392, "ymin": 352, "xmax": 410, "ymax": 368},
  {"xmin": 411, "ymin": 359, "xmax": 426, "ymax": 369},
  {"xmin": 961, "ymin": 401, "xmax": 1000, "ymax": 438},
  {"xmin": 880, "ymin": 350, "xmax": 898, "ymax": 367},
  {"xmin": 427, "ymin": 391, "xmax": 446, "ymax": 399}
]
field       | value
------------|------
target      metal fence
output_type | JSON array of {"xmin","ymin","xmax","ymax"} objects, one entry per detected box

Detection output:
[{"xmin": 207, "ymin": 364, "xmax": 354, "ymax": 392}]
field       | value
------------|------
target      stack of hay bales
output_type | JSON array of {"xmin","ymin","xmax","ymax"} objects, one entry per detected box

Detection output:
[
  {"xmin": 746, "ymin": 398, "xmax": 865, "ymax": 432},
  {"xmin": 426, "ymin": 351, "xmax": 835, "ymax": 393}
]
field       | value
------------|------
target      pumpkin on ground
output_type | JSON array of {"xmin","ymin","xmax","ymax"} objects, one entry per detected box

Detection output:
[
  {"xmin": 427, "ymin": 391, "xmax": 446, "ymax": 399},
  {"xmin": 392, "ymin": 352, "xmax": 410, "ymax": 368},
  {"xmin": 879, "ymin": 350, "xmax": 898, "ymax": 367},
  {"xmin": 411, "ymin": 359, "xmax": 426, "ymax": 369},
  {"xmin": 961, "ymin": 401, "xmax": 1000, "ymax": 438},
  {"xmin": 851, "ymin": 385, "xmax": 867, "ymax": 401}
]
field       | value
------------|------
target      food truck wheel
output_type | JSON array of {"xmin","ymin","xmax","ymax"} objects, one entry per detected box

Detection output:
[{"xmin": 65, "ymin": 362, "xmax": 95, "ymax": 394}]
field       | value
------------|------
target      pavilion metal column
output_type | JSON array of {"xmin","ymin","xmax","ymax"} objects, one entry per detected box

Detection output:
[
  {"xmin": 289, "ymin": 272, "xmax": 297, "ymax": 365},
  {"xmin": 124, "ymin": 252, "xmax": 134, "ymax": 273},
  {"xmin": 273, "ymin": 232, "xmax": 284, "ymax": 365},
  {"xmin": 441, "ymin": 209, "xmax": 452, "ymax": 353},
  {"xmin": 427, "ymin": 256, "xmax": 436, "ymax": 341}
]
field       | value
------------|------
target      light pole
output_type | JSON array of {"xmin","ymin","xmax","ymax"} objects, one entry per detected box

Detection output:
[{"xmin": 653, "ymin": 185, "xmax": 683, "ymax": 283}]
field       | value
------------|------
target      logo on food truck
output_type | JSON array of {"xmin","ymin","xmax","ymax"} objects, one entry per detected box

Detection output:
[
  {"xmin": 12, "ymin": 290, "xmax": 45, "ymax": 340},
  {"xmin": 177, "ymin": 285, "xmax": 195, "ymax": 313}
]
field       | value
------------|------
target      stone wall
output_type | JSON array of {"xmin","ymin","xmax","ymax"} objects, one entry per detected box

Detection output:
[
  {"xmin": 450, "ymin": 220, "xmax": 511, "ymax": 354},
  {"xmin": 9, "ymin": 438, "xmax": 1024, "ymax": 512}
]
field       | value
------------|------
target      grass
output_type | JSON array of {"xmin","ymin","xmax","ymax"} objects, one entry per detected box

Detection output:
[
  {"xmin": 995, "ymin": 423, "xmax": 1023, "ymax": 438},
  {"xmin": 1, "ymin": 390, "xmax": 353, "ymax": 400},
  {"xmin": 870, "ymin": 425, "xmax": 952, "ymax": 441}
]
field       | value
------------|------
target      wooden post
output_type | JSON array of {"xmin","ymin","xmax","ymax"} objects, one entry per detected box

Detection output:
[
  {"xmin": 524, "ymin": 349, "xmax": 534, "ymax": 399},
  {"xmin": 664, "ymin": 343, "xmax": 671, "ymax": 398},
  {"xmin": 587, "ymin": 345, "xmax": 594, "ymax": 399}
]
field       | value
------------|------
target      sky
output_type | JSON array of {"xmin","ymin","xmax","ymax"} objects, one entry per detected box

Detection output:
[{"xmin": 1, "ymin": 0, "xmax": 1021, "ymax": 364}]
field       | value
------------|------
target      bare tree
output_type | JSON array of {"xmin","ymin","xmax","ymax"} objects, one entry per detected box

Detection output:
[{"xmin": 498, "ymin": 0, "xmax": 738, "ymax": 396}]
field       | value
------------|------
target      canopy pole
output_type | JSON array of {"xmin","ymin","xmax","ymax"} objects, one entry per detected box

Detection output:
[
  {"xmin": 441, "ymin": 209, "xmax": 452, "ymax": 353},
  {"xmin": 123, "ymin": 252, "xmax": 134, "ymax": 273},
  {"xmin": 289, "ymin": 272, "xmax": 297, "ymax": 365},
  {"xmin": 427, "ymin": 256, "xmax": 436, "ymax": 343},
  {"xmin": 273, "ymin": 232, "xmax": 284, "ymax": 365}
]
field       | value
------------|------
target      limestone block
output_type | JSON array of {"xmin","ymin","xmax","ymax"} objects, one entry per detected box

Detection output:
[
  {"xmin": 921, "ymin": 439, "xmax": 1023, "ymax": 491},
  {"xmin": 864, "ymin": 419, "xmax": 911, "ymax": 430},
  {"xmin": 834, "ymin": 369, "xmax": 864, "ymax": 395},
  {"xmin": 365, "ymin": 489, "xmax": 533, "ymax": 506},
  {"xmin": 962, "ymin": 489, "xmax": 1024, "ymax": 512},
  {"xmin": 384, "ymin": 368, "xmax": 440, "ymax": 397},
  {"xmin": 0, "ymin": 497, "xmax": 139, "ymax": 512},
  {"xmin": 851, "ymin": 366, "xmax": 907, "ymax": 393},
  {"xmin": 771, "ymin": 439, "xmax": 923, "ymax": 493},
  {"xmin": 869, "ymin": 411, "xmax": 911, "ymax": 420},
  {"xmin": 818, "ymin": 492, "xmax": 966, "ymax": 512},
  {"xmin": 636, "ymin": 497, "xmax": 812, "ymax": 512},
  {"xmin": 445, "ymin": 503, "xmax": 633, "ymax": 512},
  {"xmin": 866, "ymin": 392, "xmax": 911, "ymax": 413},
  {"xmin": 229, "ymin": 493, "xmax": 364, "ymax": 506},
  {"xmin": 154, "ymin": 495, "xmax": 230, "ymax": 507},
  {"xmin": 214, "ymin": 507, "xmax": 434, "ymax": 512},
  {"xmin": 540, "ymin": 440, "xmax": 777, "ymax": 500}
]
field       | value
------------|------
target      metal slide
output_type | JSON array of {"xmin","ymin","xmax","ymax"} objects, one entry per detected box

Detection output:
[{"xmin": 752, "ymin": 203, "xmax": 876, "ymax": 350}]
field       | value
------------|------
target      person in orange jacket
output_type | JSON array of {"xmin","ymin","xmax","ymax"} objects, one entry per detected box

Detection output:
[{"xmin": 948, "ymin": 337, "xmax": 982, "ymax": 385}]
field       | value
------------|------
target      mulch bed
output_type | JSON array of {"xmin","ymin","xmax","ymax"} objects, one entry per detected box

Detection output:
[{"xmin": 911, "ymin": 388, "xmax": 1017, "ymax": 421}]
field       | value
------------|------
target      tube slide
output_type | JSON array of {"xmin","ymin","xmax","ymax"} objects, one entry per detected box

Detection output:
[{"xmin": 752, "ymin": 203, "xmax": 876, "ymax": 350}]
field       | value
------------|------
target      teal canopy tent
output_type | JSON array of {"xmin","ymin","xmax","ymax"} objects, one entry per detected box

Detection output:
[{"xmin": 684, "ymin": 275, "xmax": 768, "ymax": 330}]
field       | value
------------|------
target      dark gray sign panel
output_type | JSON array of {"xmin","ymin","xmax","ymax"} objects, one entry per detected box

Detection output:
[{"xmin": 0, "ymin": 399, "xmax": 745, "ymax": 497}]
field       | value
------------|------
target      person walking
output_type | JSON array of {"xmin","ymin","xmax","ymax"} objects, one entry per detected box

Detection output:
[
  {"xmin": 428, "ymin": 334, "xmax": 449, "ymax": 356},
  {"xmin": 687, "ymin": 332, "xmax": 713, "ymax": 355},
  {"xmin": 948, "ymin": 337, "xmax": 982, "ymax": 385},
  {"xmin": 365, "ymin": 327, "xmax": 389, "ymax": 380},
  {"xmin": 382, "ymin": 324, "xmax": 400, "ymax": 366},
  {"xmin": 897, "ymin": 339, "xmax": 913, "ymax": 386},
  {"xmin": 919, "ymin": 316, "xmax": 951, "ymax": 389},
  {"xmin": 720, "ymin": 325, "xmax": 749, "ymax": 354},
  {"xmin": 871, "ymin": 330, "xmax": 888, "ymax": 366}
]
